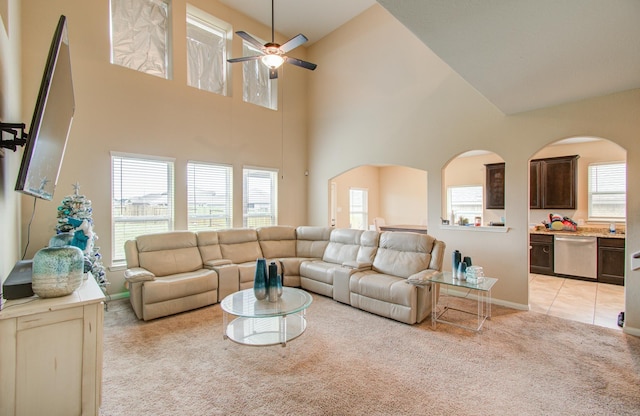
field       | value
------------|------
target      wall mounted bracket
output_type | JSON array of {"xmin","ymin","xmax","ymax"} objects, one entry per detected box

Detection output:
[{"xmin": 1, "ymin": 122, "xmax": 28, "ymax": 151}]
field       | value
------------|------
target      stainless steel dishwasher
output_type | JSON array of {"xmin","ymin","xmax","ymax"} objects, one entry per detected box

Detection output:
[{"xmin": 554, "ymin": 235, "xmax": 597, "ymax": 279}]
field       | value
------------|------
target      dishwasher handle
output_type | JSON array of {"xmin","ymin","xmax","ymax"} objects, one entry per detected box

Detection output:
[{"xmin": 555, "ymin": 236, "xmax": 596, "ymax": 244}]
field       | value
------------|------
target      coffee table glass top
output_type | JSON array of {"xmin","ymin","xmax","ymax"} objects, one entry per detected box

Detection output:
[
  {"xmin": 428, "ymin": 271, "xmax": 497, "ymax": 292},
  {"xmin": 221, "ymin": 287, "xmax": 312, "ymax": 318}
]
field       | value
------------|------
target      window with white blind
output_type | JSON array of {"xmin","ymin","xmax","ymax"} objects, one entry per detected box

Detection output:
[
  {"xmin": 187, "ymin": 161, "xmax": 233, "ymax": 231},
  {"xmin": 109, "ymin": 0, "xmax": 172, "ymax": 79},
  {"xmin": 243, "ymin": 167, "xmax": 278, "ymax": 227},
  {"xmin": 447, "ymin": 186, "xmax": 483, "ymax": 225},
  {"xmin": 242, "ymin": 38, "xmax": 278, "ymax": 110},
  {"xmin": 111, "ymin": 154, "xmax": 174, "ymax": 262},
  {"xmin": 349, "ymin": 188, "xmax": 368, "ymax": 230},
  {"xmin": 186, "ymin": 6, "xmax": 230, "ymax": 95},
  {"xmin": 588, "ymin": 162, "xmax": 626, "ymax": 220}
]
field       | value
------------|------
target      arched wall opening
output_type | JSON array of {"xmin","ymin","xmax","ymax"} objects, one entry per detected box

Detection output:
[
  {"xmin": 442, "ymin": 150, "xmax": 506, "ymax": 227},
  {"xmin": 328, "ymin": 165, "xmax": 428, "ymax": 230},
  {"xmin": 527, "ymin": 136, "xmax": 627, "ymax": 328}
]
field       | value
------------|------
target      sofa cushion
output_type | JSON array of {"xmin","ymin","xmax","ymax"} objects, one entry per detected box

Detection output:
[
  {"xmin": 257, "ymin": 226, "xmax": 297, "ymax": 258},
  {"xmin": 350, "ymin": 271, "xmax": 415, "ymax": 306},
  {"xmin": 218, "ymin": 229, "xmax": 262, "ymax": 264},
  {"xmin": 142, "ymin": 269, "xmax": 218, "ymax": 304},
  {"xmin": 299, "ymin": 261, "xmax": 338, "ymax": 285},
  {"xmin": 372, "ymin": 232, "xmax": 434, "ymax": 278},
  {"xmin": 196, "ymin": 231, "xmax": 224, "ymax": 263},
  {"xmin": 136, "ymin": 231, "xmax": 203, "ymax": 277},
  {"xmin": 322, "ymin": 228, "xmax": 363, "ymax": 265},
  {"xmin": 295, "ymin": 226, "xmax": 332, "ymax": 258}
]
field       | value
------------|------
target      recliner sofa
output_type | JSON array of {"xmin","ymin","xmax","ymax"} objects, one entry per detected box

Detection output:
[{"xmin": 124, "ymin": 226, "xmax": 445, "ymax": 323}]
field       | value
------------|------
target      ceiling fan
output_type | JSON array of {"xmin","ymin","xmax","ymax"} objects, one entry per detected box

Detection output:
[{"xmin": 227, "ymin": 0, "xmax": 317, "ymax": 79}]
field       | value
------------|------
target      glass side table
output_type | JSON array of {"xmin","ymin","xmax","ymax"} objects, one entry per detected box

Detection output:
[
  {"xmin": 220, "ymin": 287, "xmax": 312, "ymax": 347},
  {"xmin": 427, "ymin": 271, "xmax": 498, "ymax": 332}
]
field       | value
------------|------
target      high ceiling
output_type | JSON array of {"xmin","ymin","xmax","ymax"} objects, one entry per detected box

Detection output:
[{"xmin": 220, "ymin": 0, "xmax": 640, "ymax": 115}]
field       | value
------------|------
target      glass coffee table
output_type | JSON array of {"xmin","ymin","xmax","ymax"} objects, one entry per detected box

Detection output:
[
  {"xmin": 220, "ymin": 287, "xmax": 312, "ymax": 347},
  {"xmin": 427, "ymin": 271, "xmax": 498, "ymax": 332}
]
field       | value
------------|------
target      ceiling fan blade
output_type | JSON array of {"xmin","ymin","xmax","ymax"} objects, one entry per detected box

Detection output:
[
  {"xmin": 227, "ymin": 55, "xmax": 261, "ymax": 63},
  {"xmin": 279, "ymin": 34, "xmax": 308, "ymax": 53},
  {"xmin": 235, "ymin": 31, "xmax": 265, "ymax": 50},
  {"xmin": 269, "ymin": 68, "xmax": 278, "ymax": 79},
  {"xmin": 284, "ymin": 56, "xmax": 317, "ymax": 71}
]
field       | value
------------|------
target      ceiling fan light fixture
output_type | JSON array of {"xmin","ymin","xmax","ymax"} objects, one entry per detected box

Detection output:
[{"xmin": 261, "ymin": 53, "xmax": 285, "ymax": 69}]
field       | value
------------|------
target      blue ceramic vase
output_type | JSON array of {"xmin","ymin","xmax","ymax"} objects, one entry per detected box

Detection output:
[
  {"xmin": 253, "ymin": 258, "xmax": 268, "ymax": 300},
  {"xmin": 267, "ymin": 261, "xmax": 282, "ymax": 302},
  {"xmin": 32, "ymin": 244, "xmax": 84, "ymax": 298}
]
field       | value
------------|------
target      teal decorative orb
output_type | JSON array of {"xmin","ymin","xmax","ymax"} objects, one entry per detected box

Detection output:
[{"xmin": 32, "ymin": 245, "xmax": 84, "ymax": 298}]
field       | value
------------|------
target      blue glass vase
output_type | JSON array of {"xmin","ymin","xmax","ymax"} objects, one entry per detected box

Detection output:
[
  {"xmin": 253, "ymin": 258, "xmax": 268, "ymax": 300},
  {"xmin": 267, "ymin": 261, "xmax": 281, "ymax": 302}
]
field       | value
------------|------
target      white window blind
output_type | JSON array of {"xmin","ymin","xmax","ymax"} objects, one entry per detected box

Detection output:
[
  {"xmin": 109, "ymin": 0, "xmax": 171, "ymax": 79},
  {"xmin": 447, "ymin": 186, "xmax": 483, "ymax": 225},
  {"xmin": 349, "ymin": 188, "xmax": 368, "ymax": 230},
  {"xmin": 243, "ymin": 167, "xmax": 278, "ymax": 227},
  {"xmin": 186, "ymin": 8, "xmax": 229, "ymax": 95},
  {"xmin": 112, "ymin": 154, "xmax": 174, "ymax": 262},
  {"xmin": 242, "ymin": 38, "xmax": 278, "ymax": 110},
  {"xmin": 588, "ymin": 162, "xmax": 626, "ymax": 220},
  {"xmin": 187, "ymin": 161, "xmax": 233, "ymax": 231}
]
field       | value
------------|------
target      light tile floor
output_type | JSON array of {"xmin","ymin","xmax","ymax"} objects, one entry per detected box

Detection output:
[{"xmin": 529, "ymin": 273, "xmax": 625, "ymax": 330}]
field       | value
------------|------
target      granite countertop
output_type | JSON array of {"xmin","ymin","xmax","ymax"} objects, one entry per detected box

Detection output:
[{"xmin": 530, "ymin": 226, "xmax": 625, "ymax": 239}]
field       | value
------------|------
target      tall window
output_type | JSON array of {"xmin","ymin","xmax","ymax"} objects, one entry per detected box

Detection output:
[
  {"xmin": 447, "ymin": 186, "xmax": 483, "ymax": 225},
  {"xmin": 187, "ymin": 161, "xmax": 233, "ymax": 231},
  {"xmin": 588, "ymin": 162, "xmax": 626, "ymax": 220},
  {"xmin": 186, "ymin": 6, "xmax": 230, "ymax": 95},
  {"xmin": 109, "ymin": 0, "xmax": 172, "ymax": 79},
  {"xmin": 243, "ymin": 167, "xmax": 278, "ymax": 227},
  {"xmin": 242, "ymin": 37, "xmax": 278, "ymax": 110},
  {"xmin": 112, "ymin": 153, "xmax": 174, "ymax": 262},
  {"xmin": 349, "ymin": 188, "xmax": 368, "ymax": 230}
]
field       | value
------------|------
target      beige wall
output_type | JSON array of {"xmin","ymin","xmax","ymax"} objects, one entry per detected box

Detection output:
[
  {"xmin": 308, "ymin": 5, "xmax": 640, "ymax": 334},
  {"xmin": 12, "ymin": 0, "xmax": 310, "ymax": 294},
  {"xmin": 378, "ymin": 165, "xmax": 427, "ymax": 226},
  {"xmin": 0, "ymin": 0, "xmax": 22, "ymax": 285}
]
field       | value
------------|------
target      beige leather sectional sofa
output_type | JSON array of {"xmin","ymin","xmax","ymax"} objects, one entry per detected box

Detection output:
[{"xmin": 124, "ymin": 226, "xmax": 445, "ymax": 323}]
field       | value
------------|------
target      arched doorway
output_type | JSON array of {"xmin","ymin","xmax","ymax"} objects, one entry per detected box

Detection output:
[
  {"xmin": 329, "ymin": 165, "xmax": 427, "ymax": 230},
  {"xmin": 528, "ymin": 136, "xmax": 627, "ymax": 329}
]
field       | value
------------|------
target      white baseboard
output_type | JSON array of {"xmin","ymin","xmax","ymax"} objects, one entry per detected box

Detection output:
[{"xmin": 623, "ymin": 326, "xmax": 640, "ymax": 336}]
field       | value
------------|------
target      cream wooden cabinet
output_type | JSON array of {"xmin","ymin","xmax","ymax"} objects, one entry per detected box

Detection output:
[{"xmin": 0, "ymin": 276, "xmax": 104, "ymax": 416}]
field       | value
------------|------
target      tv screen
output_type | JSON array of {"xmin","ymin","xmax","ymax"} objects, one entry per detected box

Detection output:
[{"xmin": 15, "ymin": 15, "xmax": 75, "ymax": 200}]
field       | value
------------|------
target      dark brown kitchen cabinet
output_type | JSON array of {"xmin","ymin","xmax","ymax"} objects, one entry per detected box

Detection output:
[
  {"xmin": 530, "ymin": 155, "xmax": 578, "ymax": 209},
  {"xmin": 598, "ymin": 237, "xmax": 625, "ymax": 285},
  {"xmin": 485, "ymin": 163, "xmax": 505, "ymax": 209},
  {"xmin": 530, "ymin": 234, "xmax": 554, "ymax": 276}
]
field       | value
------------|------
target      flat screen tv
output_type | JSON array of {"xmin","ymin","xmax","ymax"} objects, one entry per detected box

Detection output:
[{"xmin": 15, "ymin": 15, "xmax": 75, "ymax": 200}]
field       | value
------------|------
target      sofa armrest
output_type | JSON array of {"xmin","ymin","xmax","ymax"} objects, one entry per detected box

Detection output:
[
  {"xmin": 342, "ymin": 260, "xmax": 372, "ymax": 271},
  {"xmin": 203, "ymin": 259, "xmax": 233, "ymax": 269},
  {"xmin": 124, "ymin": 267, "xmax": 156, "ymax": 283}
]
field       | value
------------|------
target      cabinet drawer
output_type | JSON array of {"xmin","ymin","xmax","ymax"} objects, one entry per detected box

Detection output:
[
  {"xmin": 530, "ymin": 234, "xmax": 553, "ymax": 244},
  {"xmin": 598, "ymin": 237, "xmax": 625, "ymax": 248}
]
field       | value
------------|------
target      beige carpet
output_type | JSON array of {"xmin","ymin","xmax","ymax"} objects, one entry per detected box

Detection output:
[{"xmin": 100, "ymin": 294, "xmax": 640, "ymax": 416}]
